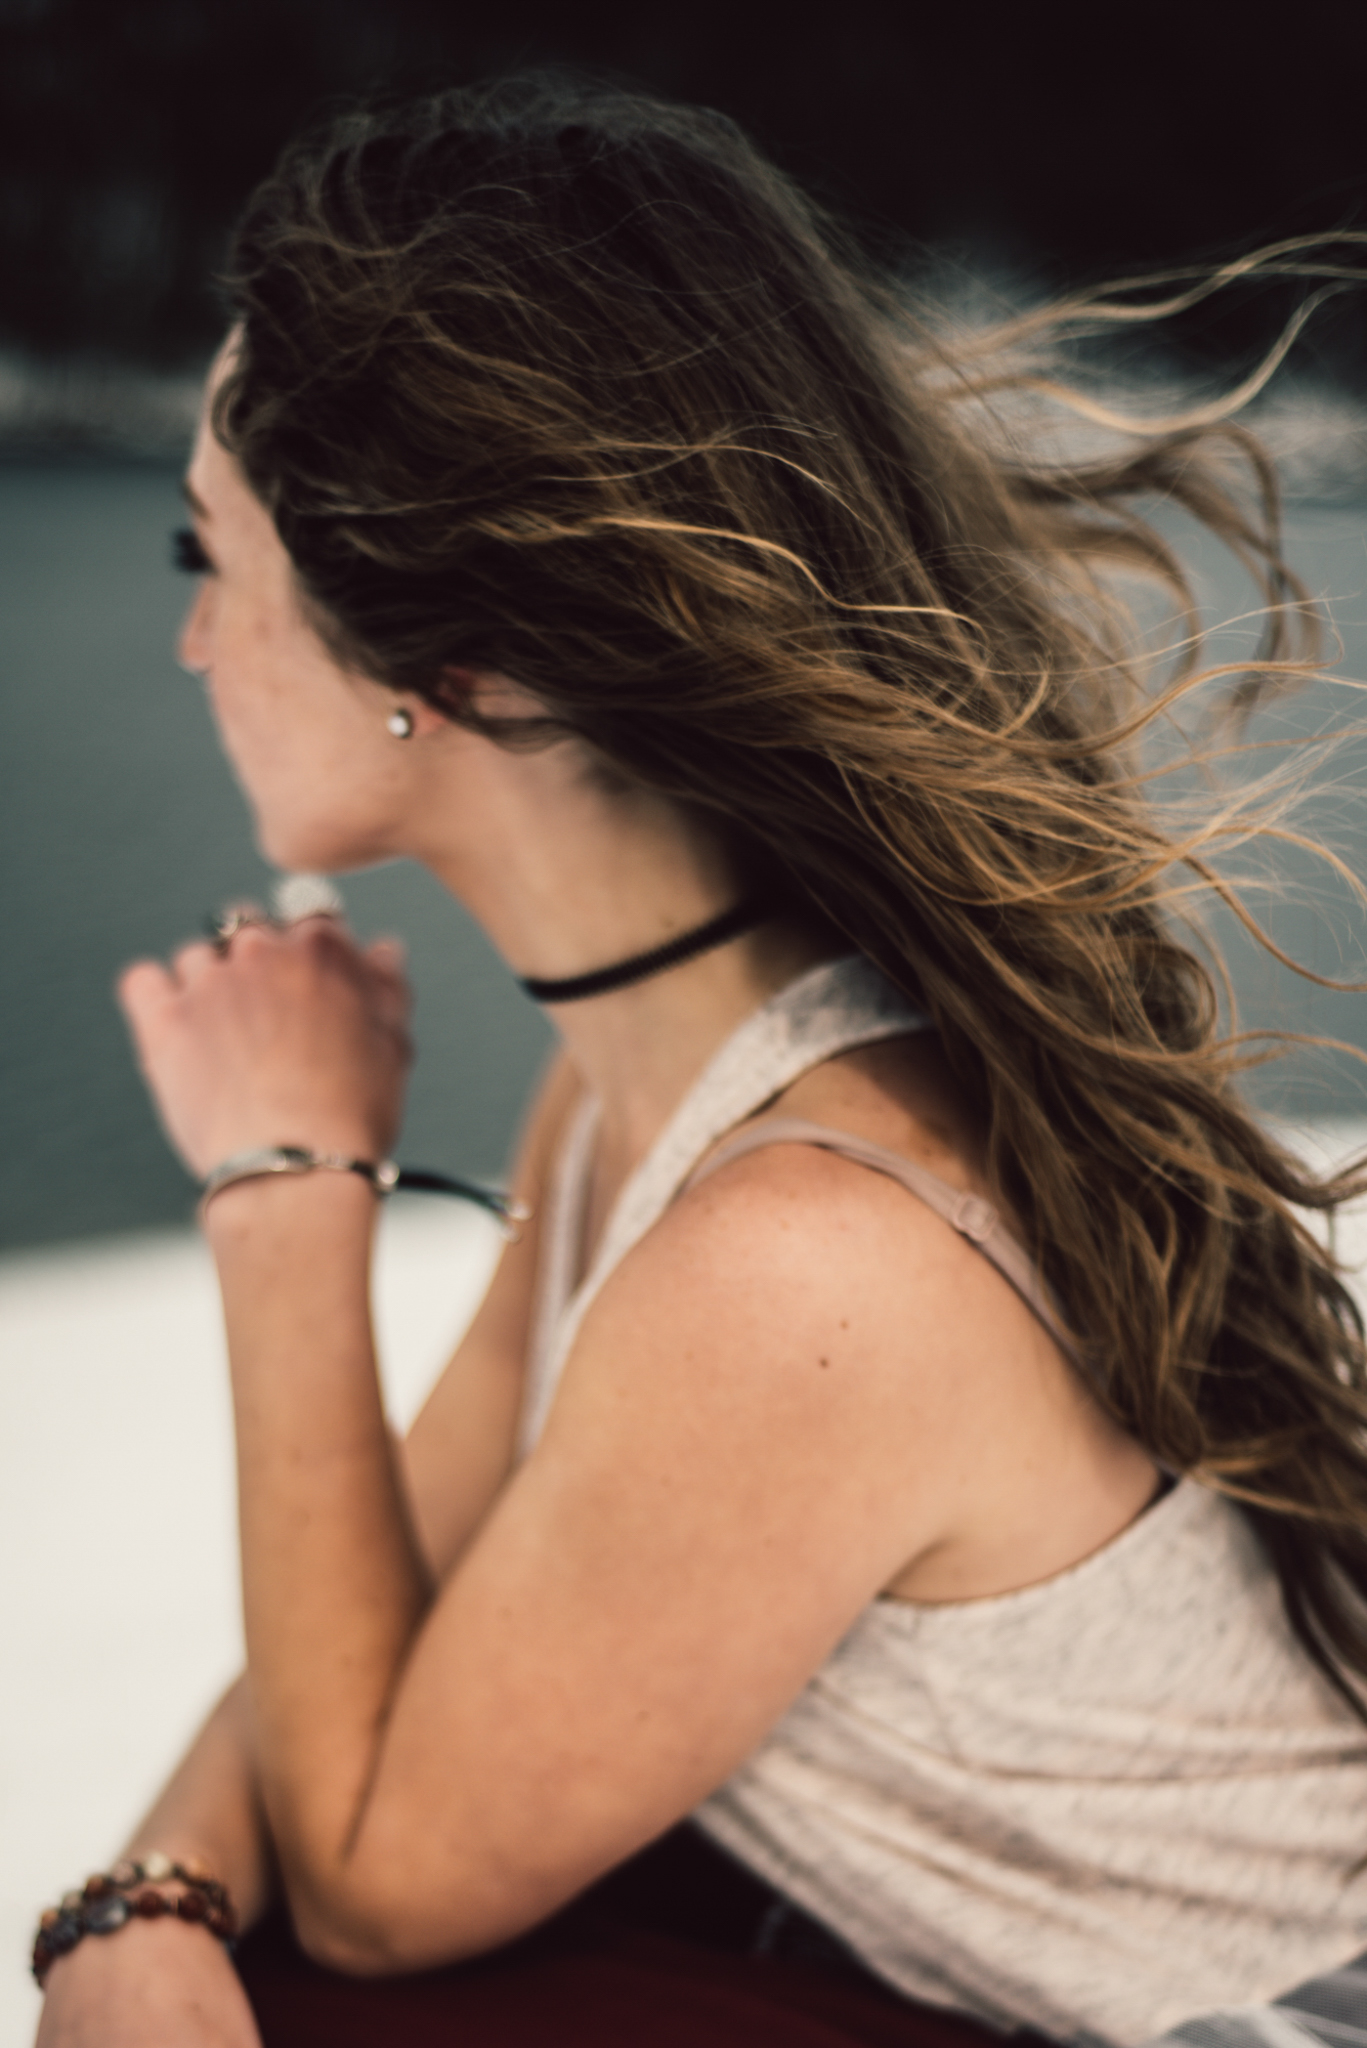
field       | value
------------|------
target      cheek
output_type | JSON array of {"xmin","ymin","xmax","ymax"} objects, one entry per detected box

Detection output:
[
  {"xmin": 200, "ymin": 643, "xmax": 287, "ymax": 801},
  {"xmin": 203, "ymin": 604, "xmax": 294, "ymax": 740}
]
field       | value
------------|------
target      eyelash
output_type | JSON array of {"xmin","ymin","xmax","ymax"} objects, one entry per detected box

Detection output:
[{"xmin": 172, "ymin": 525, "xmax": 213, "ymax": 574}]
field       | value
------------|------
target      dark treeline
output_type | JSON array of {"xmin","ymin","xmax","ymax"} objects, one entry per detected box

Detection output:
[{"xmin": 2, "ymin": 0, "xmax": 1367, "ymax": 375}]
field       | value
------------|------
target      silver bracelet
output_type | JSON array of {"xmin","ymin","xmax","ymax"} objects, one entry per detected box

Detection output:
[
  {"xmin": 200, "ymin": 1144, "xmax": 398, "ymax": 1203},
  {"xmin": 200, "ymin": 1146, "xmax": 528, "ymax": 1235}
]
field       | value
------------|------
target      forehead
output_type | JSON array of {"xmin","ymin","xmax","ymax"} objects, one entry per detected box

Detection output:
[
  {"xmin": 181, "ymin": 473, "xmax": 211, "ymax": 521},
  {"xmin": 184, "ymin": 336, "xmax": 245, "ymax": 510},
  {"xmin": 184, "ymin": 412, "xmax": 266, "ymax": 546}
]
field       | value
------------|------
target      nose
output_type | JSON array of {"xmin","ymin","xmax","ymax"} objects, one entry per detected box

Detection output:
[{"xmin": 177, "ymin": 581, "xmax": 211, "ymax": 676}]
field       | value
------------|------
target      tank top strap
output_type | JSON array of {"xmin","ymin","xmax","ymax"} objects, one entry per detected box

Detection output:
[
  {"xmin": 682, "ymin": 1115, "xmax": 1077, "ymax": 1363},
  {"xmin": 517, "ymin": 954, "xmax": 930, "ymax": 1455}
]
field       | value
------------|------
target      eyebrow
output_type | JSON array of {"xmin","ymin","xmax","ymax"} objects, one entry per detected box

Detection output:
[{"xmin": 180, "ymin": 479, "xmax": 211, "ymax": 521}]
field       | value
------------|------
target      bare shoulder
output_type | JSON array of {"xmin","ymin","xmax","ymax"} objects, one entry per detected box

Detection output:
[
  {"xmin": 543, "ymin": 1113, "xmax": 1044, "ymax": 1573},
  {"xmin": 766, "ymin": 1028, "xmax": 996, "ymax": 1198},
  {"xmin": 650, "ymin": 1022, "xmax": 1009, "ymax": 1308},
  {"xmin": 566, "ymin": 1024, "xmax": 1027, "ymax": 1427},
  {"xmin": 615, "ymin": 1118, "xmax": 1036, "ymax": 1394},
  {"xmin": 548, "ymin": 1035, "xmax": 1158, "ymax": 1604}
]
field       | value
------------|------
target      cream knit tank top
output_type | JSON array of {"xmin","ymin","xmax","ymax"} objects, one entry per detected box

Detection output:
[{"xmin": 517, "ymin": 957, "xmax": 1367, "ymax": 2048}]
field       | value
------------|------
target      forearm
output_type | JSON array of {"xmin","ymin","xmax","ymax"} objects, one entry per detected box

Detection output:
[
  {"xmin": 124, "ymin": 1677, "xmax": 273, "ymax": 1930},
  {"xmin": 37, "ymin": 1683, "xmax": 267, "ymax": 2048},
  {"xmin": 206, "ymin": 1170, "xmax": 431, "ymax": 1941}
]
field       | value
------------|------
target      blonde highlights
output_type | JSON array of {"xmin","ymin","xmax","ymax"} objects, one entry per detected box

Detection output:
[{"xmin": 218, "ymin": 77, "xmax": 1367, "ymax": 1705}]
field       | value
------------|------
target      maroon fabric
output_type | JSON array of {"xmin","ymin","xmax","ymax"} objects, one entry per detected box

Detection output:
[
  {"xmin": 237, "ymin": 1912, "xmax": 1004, "ymax": 2048},
  {"xmin": 234, "ymin": 1826, "xmax": 1014, "ymax": 2048}
]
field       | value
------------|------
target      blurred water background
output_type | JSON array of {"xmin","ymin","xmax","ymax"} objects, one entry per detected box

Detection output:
[{"xmin": 2, "ymin": 455, "xmax": 1365, "ymax": 1251}]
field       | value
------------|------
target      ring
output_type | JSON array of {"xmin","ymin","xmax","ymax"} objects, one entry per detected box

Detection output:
[{"xmin": 204, "ymin": 908, "xmax": 273, "ymax": 956}]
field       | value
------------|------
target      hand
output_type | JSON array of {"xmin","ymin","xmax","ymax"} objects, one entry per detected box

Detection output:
[
  {"xmin": 35, "ymin": 1918, "xmax": 263, "ymax": 2048},
  {"xmin": 118, "ymin": 915, "xmax": 412, "ymax": 1181}
]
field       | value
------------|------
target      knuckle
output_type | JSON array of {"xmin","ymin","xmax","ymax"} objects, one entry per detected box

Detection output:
[{"xmin": 311, "ymin": 922, "xmax": 354, "ymax": 966}]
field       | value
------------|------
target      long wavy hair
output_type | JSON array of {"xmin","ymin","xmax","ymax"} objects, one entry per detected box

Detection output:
[{"xmin": 216, "ymin": 75, "xmax": 1367, "ymax": 1708}]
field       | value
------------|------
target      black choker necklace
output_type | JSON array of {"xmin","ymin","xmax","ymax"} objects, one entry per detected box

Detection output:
[{"xmin": 518, "ymin": 901, "xmax": 771, "ymax": 1004}]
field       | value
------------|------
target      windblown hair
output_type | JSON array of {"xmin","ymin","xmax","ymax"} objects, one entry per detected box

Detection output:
[{"xmin": 217, "ymin": 75, "xmax": 1367, "ymax": 1703}]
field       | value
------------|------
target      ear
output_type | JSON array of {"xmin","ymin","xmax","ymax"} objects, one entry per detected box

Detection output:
[
  {"xmin": 449, "ymin": 668, "xmax": 549, "ymax": 722},
  {"xmin": 424, "ymin": 666, "xmax": 479, "ymax": 723},
  {"xmin": 404, "ymin": 696, "xmax": 455, "ymax": 739}
]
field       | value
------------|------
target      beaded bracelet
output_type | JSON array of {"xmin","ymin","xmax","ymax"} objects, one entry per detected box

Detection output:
[{"xmin": 32, "ymin": 1853, "xmax": 238, "ymax": 1987}]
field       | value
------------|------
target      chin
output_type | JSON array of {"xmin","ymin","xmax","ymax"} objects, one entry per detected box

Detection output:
[{"xmin": 254, "ymin": 813, "xmax": 384, "ymax": 877}]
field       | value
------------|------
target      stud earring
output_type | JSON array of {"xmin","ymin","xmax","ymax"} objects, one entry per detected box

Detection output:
[{"xmin": 386, "ymin": 707, "xmax": 415, "ymax": 739}]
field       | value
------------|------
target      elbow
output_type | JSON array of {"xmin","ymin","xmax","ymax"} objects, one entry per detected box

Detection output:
[
  {"xmin": 287, "ymin": 1879, "xmax": 438, "ymax": 1978},
  {"xmin": 290, "ymin": 1906, "xmax": 398, "ymax": 1977},
  {"xmin": 286, "ymin": 1881, "xmax": 499, "ymax": 1979},
  {"xmin": 279, "ymin": 1835, "xmax": 562, "ymax": 1976}
]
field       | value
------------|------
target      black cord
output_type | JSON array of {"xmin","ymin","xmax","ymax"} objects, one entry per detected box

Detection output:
[
  {"xmin": 518, "ymin": 901, "xmax": 771, "ymax": 1004},
  {"xmin": 389, "ymin": 1165, "xmax": 528, "ymax": 1232}
]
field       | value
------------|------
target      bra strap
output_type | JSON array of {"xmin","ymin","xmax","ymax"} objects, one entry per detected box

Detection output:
[{"xmin": 682, "ymin": 1116, "xmax": 1077, "ymax": 1363}]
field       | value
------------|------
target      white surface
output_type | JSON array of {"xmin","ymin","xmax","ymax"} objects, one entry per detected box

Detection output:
[
  {"xmin": 2, "ymin": 1133, "xmax": 1365, "ymax": 2046},
  {"xmin": 0, "ymin": 1197, "xmax": 500, "ymax": 2047}
]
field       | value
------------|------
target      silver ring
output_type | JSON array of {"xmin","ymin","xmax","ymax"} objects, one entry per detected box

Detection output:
[{"xmin": 204, "ymin": 908, "xmax": 273, "ymax": 956}]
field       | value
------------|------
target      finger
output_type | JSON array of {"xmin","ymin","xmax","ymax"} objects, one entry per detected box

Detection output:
[
  {"xmin": 364, "ymin": 936, "xmax": 411, "ymax": 1009},
  {"xmin": 288, "ymin": 912, "xmax": 358, "ymax": 958},
  {"xmin": 225, "ymin": 916, "xmax": 282, "ymax": 959},
  {"xmin": 203, "ymin": 900, "xmax": 271, "ymax": 951},
  {"xmin": 116, "ymin": 958, "xmax": 174, "ymax": 1013},
  {"xmin": 115, "ymin": 959, "xmax": 178, "ymax": 1044},
  {"xmin": 369, "ymin": 978, "xmax": 413, "ymax": 1036},
  {"xmin": 362, "ymin": 937, "xmax": 405, "ymax": 995},
  {"xmin": 171, "ymin": 937, "xmax": 224, "ymax": 984}
]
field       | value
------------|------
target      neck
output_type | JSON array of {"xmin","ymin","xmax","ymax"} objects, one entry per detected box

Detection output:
[
  {"xmin": 409, "ymin": 747, "xmax": 831, "ymax": 1174},
  {"xmin": 486, "ymin": 873, "xmax": 830, "ymax": 1172},
  {"xmin": 534, "ymin": 918, "xmax": 832, "ymax": 1174}
]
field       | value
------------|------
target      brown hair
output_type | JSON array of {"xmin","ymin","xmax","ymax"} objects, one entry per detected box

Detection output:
[{"xmin": 217, "ymin": 75, "xmax": 1367, "ymax": 1706}]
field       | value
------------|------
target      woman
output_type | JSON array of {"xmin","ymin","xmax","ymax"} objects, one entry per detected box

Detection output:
[{"xmin": 33, "ymin": 75, "xmax": 1367, "ymax": 2048}]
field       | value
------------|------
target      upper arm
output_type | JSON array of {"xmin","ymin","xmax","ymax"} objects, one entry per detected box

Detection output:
[
  {"xmin": 347, "ymin": 1143, "xmax": 1029, "ymax": 1960},
  {"xmin": 399, "ymin": 1048, "xmax": 581, "ymax": 1582}
]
